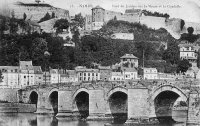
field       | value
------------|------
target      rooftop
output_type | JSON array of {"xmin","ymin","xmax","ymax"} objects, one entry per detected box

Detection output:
[
  {"xmin": 92, "ymin": 5, "xmax": 105, "ymax": 10},
  {"xmin": 120, "ymin": 54, "xmax": 138, "ymax": 59},
  {"xmin": 20, "ymin": 61, "xmax": 34, "ymax": 70}
]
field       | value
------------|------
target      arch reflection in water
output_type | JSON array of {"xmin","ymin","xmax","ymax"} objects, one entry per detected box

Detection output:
[{"xmin": 0, "ymin": 113, "xmax": 186, "ymax": 126}]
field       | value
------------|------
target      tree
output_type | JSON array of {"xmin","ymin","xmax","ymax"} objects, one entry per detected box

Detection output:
[
  {"xmin": 113, "ymin": 16, "xmax": 117, "ymax": 21},
  {"xmin": 52, "ymin": 12, "xmax": 55, "ymax": 18},
  {"xmin": 23, "ymin": 13, "xmax": 27, "ymax": 20},
  {"xmin": 197, "ymin": 49, "xmax": 200, "ymax": 68},
  {"xmin": 53, "ymin": 19, "xmax": 69, "ymax": 33},
  {"xmin": 180, "ymin": 27, "xmax": 198, "ymax": 43},
  {"xmin": 9, "ymin": 14, "xmax": 18, "ymax": 34},
  {"xmin": 180, "ymin": 19, "xmax": 185, "ymax": 31},
  {"xmin": 187, "ymin": 27, "xmax": 194, "ymax": 35},
  {"xmin": 0, "ymin": 70, "xmax": 3, "ymax": 82},
  {"xmin": 31, "ymin": 38, "xmax": 48, "ymax": 66},
  {"xmin": 162, "ymin": 40, "xmax": 180, "ymax": 65},
  {"xmin": 38, "ymin": 12, "xmax": 51, "ymax": 23},
  {"xmin": 177, "ymin": 59, "xmax": 191, "ymax": 73},
  {"xmin": 74, "ymin": 13, "xmax": 85, "ymax": 28}
]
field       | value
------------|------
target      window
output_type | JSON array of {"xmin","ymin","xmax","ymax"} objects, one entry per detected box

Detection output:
[
  {"xmin": 24, "ymin": 76, "xmax": 26, "ymax": 78},
  {"xmin": 88, "ymin": 73, "xmax": 90, "ymax": 76},
  {"xmin": 84, "ymin": 73, "xmax": 86, "ymax": 76}
]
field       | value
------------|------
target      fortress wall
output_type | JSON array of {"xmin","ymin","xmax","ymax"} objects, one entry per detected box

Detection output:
[
  {"xmin": 0, "ymin": 88, "xmax": 19, "ymax": 103},
  {"xmin": 140, "ymin": 16, "xmax": 166, "ymax": 29},
  {"xmin": 185, "ymin": 22, "xmax": 200, "ymax": 34},
  {"xmin": 104, "ymin": 10, "xmax": 139, "ymax": 23},
  {"xmin": 10, "ymin": 4, "xmax": 69, "ymax": 21}
]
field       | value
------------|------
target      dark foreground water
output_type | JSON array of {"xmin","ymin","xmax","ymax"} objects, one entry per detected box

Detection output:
[{"xmin": 0, "ymin": 113, "xmax": 188, "ymax": 126}]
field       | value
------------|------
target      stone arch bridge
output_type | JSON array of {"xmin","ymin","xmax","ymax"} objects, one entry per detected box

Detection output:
[{"xmin": 18, "ymin": 80, "xmax": 200, "ymax": 123}]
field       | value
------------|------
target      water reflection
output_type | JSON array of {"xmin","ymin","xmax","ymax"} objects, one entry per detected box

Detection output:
[{"xmin": 0, "ymin": 113, "xmax": 188, "ymax": 126}]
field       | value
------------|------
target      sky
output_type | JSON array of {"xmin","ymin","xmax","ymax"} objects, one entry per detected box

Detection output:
[{"xmin": 1, "ymin": 0, "xmax": 200, "ymax": 23}]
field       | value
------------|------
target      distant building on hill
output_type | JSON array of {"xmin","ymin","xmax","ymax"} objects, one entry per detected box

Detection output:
[
  {"xmin": 120, "ymin": 54, "xmax": 139, "ymax": 68},
  {"xmin": 178, "ymin": 42, "xmax": 200, "ymax": 67},
  {"xmin": 75, "ymin": 66, "xmax": 100, "ymax": 82},
  {"xmin": 89, "ymin": 5, "xmax": 141, "ymax": 30},
  {"xmin": 139, "ymin": 68, "xmax": 158, "ymax": 79}
]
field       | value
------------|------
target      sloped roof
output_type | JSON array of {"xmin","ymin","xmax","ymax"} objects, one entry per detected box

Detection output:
[
  {"xmin": 19, "ymin": 61, "xmax": 34, "ymax": 70},
  {"xmin": 0, "ymin": 66, "xmax": 19, "ymax": 72},
  {"xmin": 120, "ymin": 54, "xmax": 138, "ymax": 59},
  {"xmin": 33, "ymin": 66, "xmax": 43, "ymax": 74}
]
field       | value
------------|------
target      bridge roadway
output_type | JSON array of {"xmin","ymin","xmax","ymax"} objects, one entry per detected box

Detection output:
[{"xmin": 18, "ymin": 79, "xmax": 200, "ymax": 124}]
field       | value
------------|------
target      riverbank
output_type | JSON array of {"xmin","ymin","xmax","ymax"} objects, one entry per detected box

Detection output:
[{"xmin": 0, "ymin": 103, "xmax": 36, "ymax": 113}]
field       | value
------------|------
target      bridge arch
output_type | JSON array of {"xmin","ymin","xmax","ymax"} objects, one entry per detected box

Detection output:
[
  {"xmin": 107, "ymin": 87, "xmax": 128, "ymax": 99},
  {"xmin": 149, "ymin": 85, "xmax": 187, "ymax": 102},
  {"xmin": 29, "ymin": 90, "xmax": 38, "ymax": 105},
  {"xmin": 72, "ymin": 88, "xmax": 89, "ymax": 119},
  {"xmin": 72, "ymin": 88, "xmax": 89, "ymax": 101},
  {"xmin": 48, "ymin": 88, "xmax": 58, "ymax": 114},
  {"xmin": 149, "ymin": 85, "xmax": 187, "ymax": 122},
  {"xmin": 107, "ymin": 87, "xmax": 128, "ymax": 123}
]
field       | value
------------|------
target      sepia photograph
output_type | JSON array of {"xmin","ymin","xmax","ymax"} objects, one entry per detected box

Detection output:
[{"xmin": 0, "ymin": 0, "xmax": 200, "ymax": 125}]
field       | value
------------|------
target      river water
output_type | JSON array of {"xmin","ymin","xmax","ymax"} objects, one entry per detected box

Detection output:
[{"xmin": 0, "ymin": 113, "xmax": 188, "ymax": 126}]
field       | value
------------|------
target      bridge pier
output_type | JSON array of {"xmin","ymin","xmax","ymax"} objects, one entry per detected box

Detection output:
[
  {"xmin": 35, "ymin": 92, "xmax": 52, "ymax": 114},
  {"xmin": 125, "ymin": 88, "xmax": 149, "ymax": 124},
  {"xmin": 187, "ymin": 92, "xmax": 200, "ymax": 125},
  {"xmin": 87, "ymin": 89, "xmax": 113, "ymax": 120},
  {"xmin": 56, "ymin": 90, "xmax": 74, "ymax": 117}
]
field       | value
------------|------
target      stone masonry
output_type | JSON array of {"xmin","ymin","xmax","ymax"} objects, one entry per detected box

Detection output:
[{"xmin": 19, "ymin": 79, "xmax": 200, "ymax": 124}]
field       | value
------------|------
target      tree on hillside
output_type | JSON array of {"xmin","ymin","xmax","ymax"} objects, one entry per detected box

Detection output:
[
  {"xmin": 53, "ymin": 19, "xmax": 69, "ymax": 33},
  {"xmin": 38, "ymin": 12, "xmax": 51, "ymax": 23},
  {"xmin": 74, "ymin": 13, "xmax": 85, "ymax": 28},
  {"xmin": 180, "ymin": 27, "xmax": 198, "ymax": 43},
  {"xmin": 162, "ymin": 40, "xmax": 180, "ymax": 65},
  {"xmin": 177, "ymin": 59, "xmax": 191, "ymax": 73},
  {"xmin": 51, "ymin": 12, "xmax": 55, "ymax": 18},
  {"xmin": 23, "ymin": 13, "xmax": 27, "ymax": 20},
  {"xmin": 180, "ymin": 19, "xmax": 185, "ymax": 31},
  {"xmin": 72, "ymin": 30, "xmax": 80, "ymax": 46},
  {"xmin": 31, "ymin": 38, "xmax": 48, "ymax": 66},
  {"xmin": 0, "ymin": 70, "xmax": 3, "ymax": 82},
  {"xmin": 113, "ymin": 16, "xmax": 117, "ymax": 21},
  {"xmin": 9, "ymin": 11, "xmax": 18, "ymax": 34},
  {"xmin": 197, "ymin": 49, "xmax": 200, "ymax": 68}
]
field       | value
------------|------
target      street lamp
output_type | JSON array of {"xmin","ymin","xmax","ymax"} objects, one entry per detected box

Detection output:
[{"xmin": 44, "ymin": 51, "xmax": 50, "ymax": 85}]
